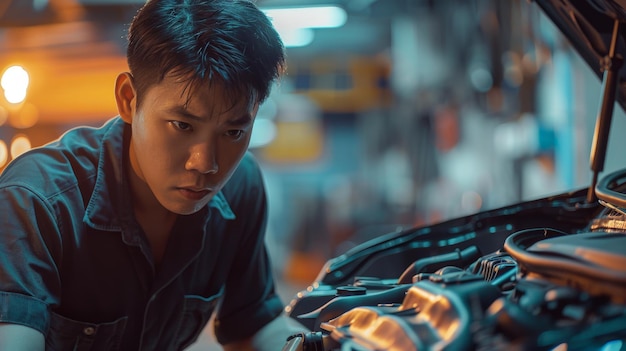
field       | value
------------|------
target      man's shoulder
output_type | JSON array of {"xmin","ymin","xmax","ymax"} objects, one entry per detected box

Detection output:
[{"xmin": 0, "ymin": 118, "xmax": 122, "ymax": 196}]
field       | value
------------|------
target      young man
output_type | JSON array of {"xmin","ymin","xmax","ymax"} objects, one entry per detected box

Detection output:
[{"xmin": 0, "ymin": 0, "xmax": 305, "ymax": 349}]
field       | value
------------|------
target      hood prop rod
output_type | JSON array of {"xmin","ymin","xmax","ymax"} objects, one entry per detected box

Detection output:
[{"xmin": 587, "ymin": 19, "xmax": 622, "ymax": 204}]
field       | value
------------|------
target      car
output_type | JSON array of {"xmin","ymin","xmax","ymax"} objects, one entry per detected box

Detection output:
[{"xmin": 281, "ymin": 0, "xmax": 626, "ymax": 350}]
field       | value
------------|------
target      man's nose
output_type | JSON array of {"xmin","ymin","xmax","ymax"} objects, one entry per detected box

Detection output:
[{"xmin": 185, "ymin": 143, "xmax": 218, "ymax": 174}]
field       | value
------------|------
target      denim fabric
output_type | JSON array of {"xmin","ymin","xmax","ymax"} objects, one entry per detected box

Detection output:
[{"xmin": 0, "ymin": 117, "xmax": 283, "ymax": 350}]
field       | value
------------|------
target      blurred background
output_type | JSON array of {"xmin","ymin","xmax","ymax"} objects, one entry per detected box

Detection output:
[{"xmin": 2, "ymin": 0, "xmax": 626, "ymax": 344}]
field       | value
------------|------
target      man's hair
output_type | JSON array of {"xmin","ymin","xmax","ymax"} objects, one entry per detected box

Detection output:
[{"xmin": 126, "ymin": 0, "xmax": 285, "ymax": 106}]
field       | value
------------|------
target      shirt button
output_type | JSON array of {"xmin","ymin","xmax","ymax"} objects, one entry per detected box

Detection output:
[{"xmin": 83, "ymin": 327, "xmax": 95, "ymax": 336}]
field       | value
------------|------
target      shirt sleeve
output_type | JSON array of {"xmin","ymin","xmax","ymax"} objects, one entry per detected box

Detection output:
[
  {"xmin": 0, "ymin": 183, "xmax": 63, "ymax": 334},
  {"xmin": 213, "ymin": 153, "xmax": 284, "ymax": 344}
]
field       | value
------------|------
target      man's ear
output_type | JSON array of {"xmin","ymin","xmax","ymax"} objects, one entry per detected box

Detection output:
[{"xmin": 115, "ymin": 72, "xmax": 137, "ymax": 124}]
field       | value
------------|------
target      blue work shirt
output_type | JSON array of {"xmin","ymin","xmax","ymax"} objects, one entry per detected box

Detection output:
[{"xmin": 0, "ymin": 117, "xmax": 283, "ymax": 350}]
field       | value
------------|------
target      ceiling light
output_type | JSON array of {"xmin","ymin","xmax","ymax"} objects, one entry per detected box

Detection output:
[
  {"xmin": 262, "ymin": 6, "xmax": 347, "ymax": 47},
  {"xmin": 263, "ymin": 6, "xmax": 347, "ymax": 30},
  {"xmin": 277, "ymin": 28, "xmax": 314, "ymax": 48}
]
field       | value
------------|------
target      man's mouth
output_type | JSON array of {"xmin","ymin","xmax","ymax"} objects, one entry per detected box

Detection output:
[{"xmin": 178, "ymin": 187, "xmax": 212, "ymax": 201}]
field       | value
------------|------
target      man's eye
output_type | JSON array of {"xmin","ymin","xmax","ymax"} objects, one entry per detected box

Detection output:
[
  {"xmin": 171, "ymin": 121, "xmax": 192, "ymax": 131},
  {"xmin": 226, "ymin": 130, "xmax": 244, "ymax": 140}
]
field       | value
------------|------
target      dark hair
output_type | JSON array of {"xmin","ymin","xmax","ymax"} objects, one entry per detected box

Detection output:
[{"xmin": 126, "ymin": 0, "xmax": 285, "ymax": 107}]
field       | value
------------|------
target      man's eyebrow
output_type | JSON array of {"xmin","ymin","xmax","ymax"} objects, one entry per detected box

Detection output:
[
  {"xmin": 170, "ymin": 106, "xmax": 205, "ymax": 122},
  {"xmin": 170, "ymin": 105, "xmax": 253, "ymax": 126},
  {"xmin": 227, "ymin": 114, "xmax": 253, "ymax": 126}
]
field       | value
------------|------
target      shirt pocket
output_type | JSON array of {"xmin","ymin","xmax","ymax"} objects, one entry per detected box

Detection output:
[
  {"xmin": 45, "ymin": 311, "xmax": 128, "ymax": 351},
  {"xmin": 174, "ymin": 289, "xmax": 223, "ymax": 350}
]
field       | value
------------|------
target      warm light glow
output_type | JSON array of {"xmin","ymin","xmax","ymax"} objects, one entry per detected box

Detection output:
[
  {"xmin": 4, "ymin": 88, "xmax": 28, "ymax": 105},
  {"xmin": 0, "ymin": 106, "xmax": 7, "ymax": 126},
  {"xmin": 10, "ymin": 102, "xmax": 39, "ymax": 129},
  {"xmin": 0, "ymin": 140, "xmax": 8, "ymax": 168},
  {"xmin": 1, "ymin": 65, "xmax": 30, "ymax": 104},
  {"xmin": 10, "ymin": 134, "xmax": 31, "ymax": 159}
]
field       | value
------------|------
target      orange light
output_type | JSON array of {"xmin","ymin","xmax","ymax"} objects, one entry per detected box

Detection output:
[
  {"xmin": 0, "ymin": 106, "xmax": 7, "ymax": 126},
  {"xmin": 0, "ymin": 140, "xmax": 8, "ymax": 168},
  {"xmin": 10, "ymin": 134, "xmax": 31, "ymax": 159},
  {"xmin": 10, "ymin": 102, "xmax": 39, "ymax": 129},
  {"xmin": 1, "ymin": 65, "xmax": 30, "ymax": 104}
]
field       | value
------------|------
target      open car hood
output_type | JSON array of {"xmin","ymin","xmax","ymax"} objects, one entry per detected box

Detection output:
[
  {"xmin": 280, "ymin": 1, "xmax": 626, "ymax": 350},
  {"xmin": 535, "ymin": 0, "xmax": 626, "ymax": 108},
  {"xmin": 533, "ymin": 0, "xmax": 626, "ymax": 205}
]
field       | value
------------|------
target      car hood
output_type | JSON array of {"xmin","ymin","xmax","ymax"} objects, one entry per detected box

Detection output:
[{"xmin": 535, "ymin": 0, "xmax": 626, "ymax": 109}]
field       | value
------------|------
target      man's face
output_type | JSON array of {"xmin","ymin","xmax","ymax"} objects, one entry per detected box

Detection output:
[{"xmin": 124, "ymin": 73, "xmax": 258, "ymax": 215}]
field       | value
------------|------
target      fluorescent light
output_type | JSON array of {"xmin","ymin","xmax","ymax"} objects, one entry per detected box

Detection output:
[
  {"xmin": 263, "ymin": 6, "xmax": 347, "ymax": 48},
  {"xmin": 277, "ymin": 28, "xmax": 314, "ymax": 48},
  {"xmin": 263, "ymin": 6, "xmax": 347, "ymax": 30}
]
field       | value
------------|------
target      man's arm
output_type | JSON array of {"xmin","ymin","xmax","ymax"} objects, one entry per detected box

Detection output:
[
  {"xmin": 0, "ymin": 323, "xmax": 45, "ymax": 350},
  {"xmin": 222, "ymin": 315, "xmax": 308, "ymax": 351}
]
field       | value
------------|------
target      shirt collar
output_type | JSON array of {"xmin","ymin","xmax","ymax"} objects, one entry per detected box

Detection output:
[{"xmin": 83, "ymin": 117, "xmax": 235, "ymax": 232}]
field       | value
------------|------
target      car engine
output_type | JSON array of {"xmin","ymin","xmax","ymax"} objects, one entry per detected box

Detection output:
[
  {"xmin": 282, "ymin": 172, "xmax": 626, "ymax": 350},
  {"xmin": 281, "ymin": 0, "xmax": 626, "ymax": 349}
]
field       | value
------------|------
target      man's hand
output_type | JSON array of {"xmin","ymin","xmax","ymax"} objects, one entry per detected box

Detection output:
[{"xmin": 222, "ymin": 315, "xmax": 309, "ymax": 351}]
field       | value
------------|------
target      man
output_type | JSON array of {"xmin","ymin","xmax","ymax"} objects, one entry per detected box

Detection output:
[{"xmin": 0, "ymin": 0, "xmax": 305, "ymax": 349}]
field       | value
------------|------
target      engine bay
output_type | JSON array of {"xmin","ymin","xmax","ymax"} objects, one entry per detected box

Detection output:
[
  {"xmin": 280, "ymin": 0, "xmax": 626, "ymax": 349},
  {"xmin": 283, "ymin": 173, "xmax": 626, "ymax": 350}
]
